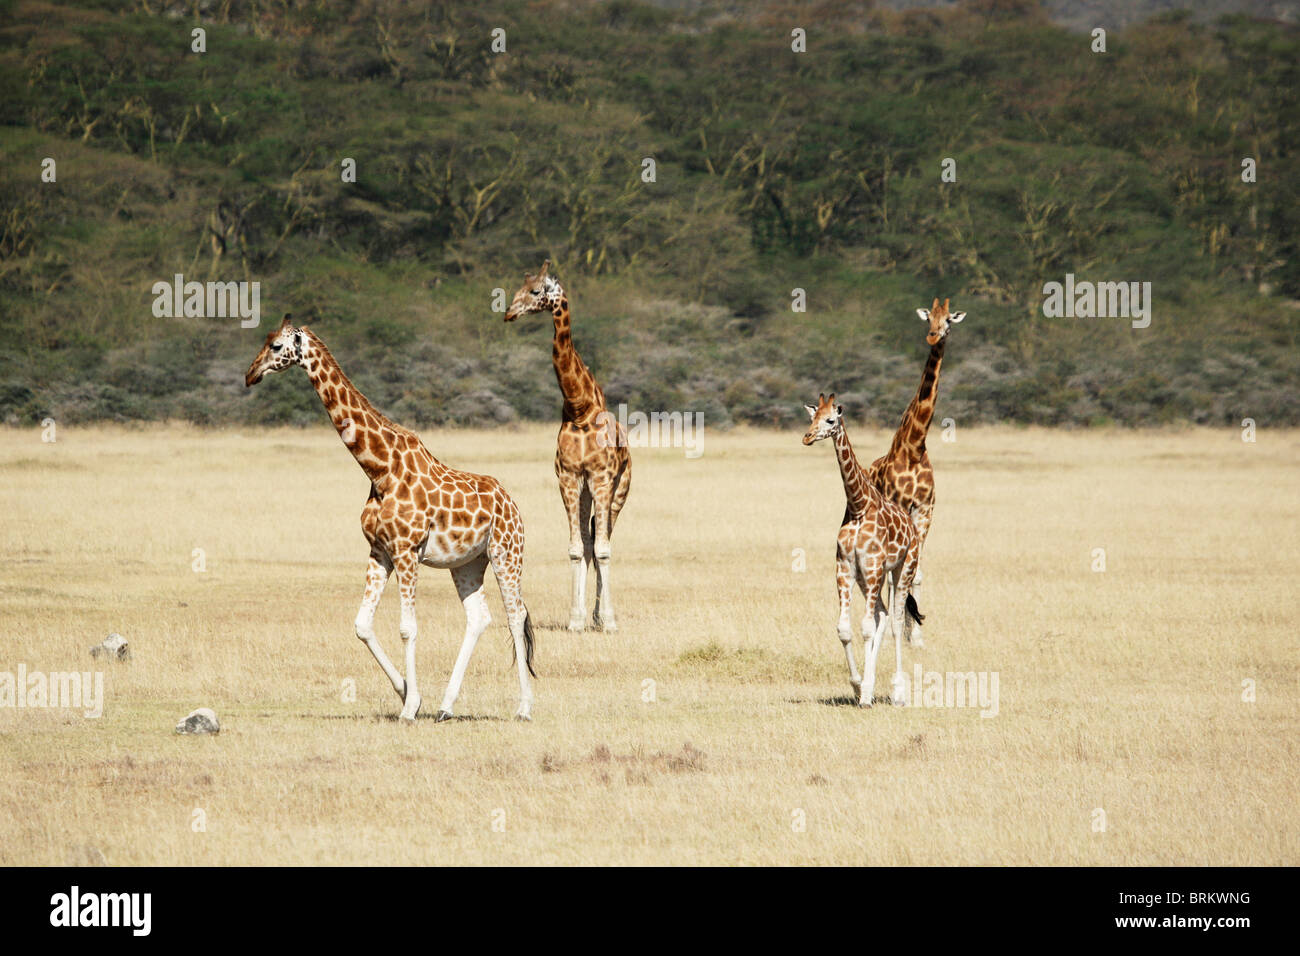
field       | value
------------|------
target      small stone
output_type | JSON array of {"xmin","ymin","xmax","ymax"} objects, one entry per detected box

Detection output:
[
  {"xmin": 90, "ymin": 633, "xmax": 131, "ymax": 662},
  {"xmin": 175, "ymin": 708, "xmax": 219, "ymax": 735}
]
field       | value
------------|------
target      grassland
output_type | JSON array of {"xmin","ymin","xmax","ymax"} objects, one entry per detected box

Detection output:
[{"xmin": 0, "ymin": 423, "xmax": 1296, "ymax": 865}]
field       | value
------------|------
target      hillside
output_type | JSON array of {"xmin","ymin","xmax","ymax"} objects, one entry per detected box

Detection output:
[{"xmin": 1, "ymin": 0, "xmax": 1297, "ymax": 428}]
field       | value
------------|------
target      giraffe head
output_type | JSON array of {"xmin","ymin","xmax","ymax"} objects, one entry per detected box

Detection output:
[
  {"xmin": 802, "ymin": 393, "xmax": 844, "ymax": 445},
  {"xmin": 504, "ymin": 259, "xmax": 564, "ymax": 321},
  {"xmin": 917, "ymin": 297, "xmax": 966, "ymax": 346},
  {"xmin": 245, "ymin": 314, "xmax": 308, "ymax": 386}
]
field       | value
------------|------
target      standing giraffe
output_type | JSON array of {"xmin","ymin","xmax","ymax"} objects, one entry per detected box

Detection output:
[
  {"xmin": 803, "ymin": 393, "xmax": 923, "ymax": 707},
  {"xmin": 866, "ymin": 297, "xmax": 966, "ymax": 647},
  {"xmin": 245, "ymin": 315, "xmax": 536, "ymax": 722},
  {"xmin": 504, "ymin": 260, "xmax": 630, "ymax": 632}
]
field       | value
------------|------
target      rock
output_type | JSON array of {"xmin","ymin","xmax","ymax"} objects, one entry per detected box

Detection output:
[
  {"xmin": 90, "ymin": 633, "xmax": 131, "ymax": 662},
  {"xmin": 175, "ymin": 708, "xmax": 219, "ymax": 735}
]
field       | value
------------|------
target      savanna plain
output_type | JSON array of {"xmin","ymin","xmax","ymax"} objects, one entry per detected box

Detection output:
[{"xmin": 0, "ymin": 424, "xmax": 1295, "ymax": 865}]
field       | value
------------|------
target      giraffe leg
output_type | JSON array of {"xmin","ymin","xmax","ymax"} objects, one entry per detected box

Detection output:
[
  {"xmin": 560, "ymin": 471, "xmax": 587, "ymax": 631},
  {"xmin": 589, "ymin": 475, "xmax": 616, "ymax": 632},
  {"xmin": 488, "ymin": 522, "xmax": 535, "ymax": 721},
  {"xmin": 907, "ymin": 503, "xmax": 933, "ymax": 647},
  {"xmin": 434, "ymin": 554, "xmax": 491, "ymax": 722},
  {"xmin": 354, "ymin": 550, "xmax": 406, "ymax": 702},
  {"xmin": 394, "ymin": 551, "xmax": 422, "ymax": 722},
  {"xmin": 858, "ymin": 561, "xmax": 888, "ymax": 708},
  {"xmin": 594, "ymin": 457, "xmax": 629, "ymax": 630},
  {"xmin": 579, "ymin": 487, "xmax": 596, "ymax": 625},
  {"xmin": 608, "ymin": 456, "xmax": 631, "ymax": 531},
  {"xmin": 889, "ymin": 566, "xmax": 909, "ymax": 706},
  {"xmin": 836, "ymin": 552, "xmax": 862, "ymax": 700}
]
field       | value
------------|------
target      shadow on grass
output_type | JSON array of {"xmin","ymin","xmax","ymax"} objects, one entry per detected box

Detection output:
[
  {"xmin": 530, "ymin": 619, "xmax": 612, "ymax": 633},
  {"xmin": 788, "ymin": 695, "xmax": 897, "ymax": 707},
  {"xmin": 297, "ymin": 712, "xmax": 508, "ymax": 723}
]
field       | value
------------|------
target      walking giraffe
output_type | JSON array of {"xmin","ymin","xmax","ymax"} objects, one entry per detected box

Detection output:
[
  {"xmin": 504, "ymin": 261, "xmax": 630, "ymax": 632},
  {"xmin": 245, "ymin": 315, "xmax": 536, "ymax": 722},
  {"xmin": 804, "ymin": 393, "xmax": 923, "ymax": 707},
  {"xmin": 866, "ymin": 297, "xmax": 966, "ymax": 647}
]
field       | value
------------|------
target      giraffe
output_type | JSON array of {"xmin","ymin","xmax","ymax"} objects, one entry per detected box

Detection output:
[
  {"xmin": 865, "ymin": 297, "xmax": 966, "ymax": 648},
  {"xmin": 504, "ymin": 260, "xmax": 630, "ymax": 632},
  {"xmin": 803, "ymin": 393, "xmax": 923, "ymax": 707},
  {"xmin": 244, "ymin": 315, "xmax": 536, "ymax": 723}
]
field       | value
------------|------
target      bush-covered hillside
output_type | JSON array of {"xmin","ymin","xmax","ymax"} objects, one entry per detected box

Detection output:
[{"xmin": 1, "ymin": 0, "xmax": 1297, "ymax": 428}]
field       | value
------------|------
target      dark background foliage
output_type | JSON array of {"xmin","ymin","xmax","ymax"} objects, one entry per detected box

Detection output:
[{"xmin": 1, "ymin": 0, "xmax": 1297, "ymax": 428}]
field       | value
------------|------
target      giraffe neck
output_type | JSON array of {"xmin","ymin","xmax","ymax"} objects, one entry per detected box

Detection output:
[
  {"xmin": 890, "ymin": 338, "xmax": 945, "ymax": 458},
  {"xmin": 551, "ymin": 296, "xmax": 604, "ymax": 422},
  {"xmin": 300, "ymin": 330, "xmax": 406, "ymax": 485},
  {"xmin": 833, "ymin": 423, "xmax": 879, "ymax": 517}
]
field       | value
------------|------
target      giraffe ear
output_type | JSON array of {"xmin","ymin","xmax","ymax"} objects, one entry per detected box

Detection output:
[
  {"xmin": 916, "ymin": 309, "xmax": 931, "ymax": 322},
  {"xmin": 949, "ymin": 311, "xmax": 966, "ymax": 324},
  {"xmin": 804, "ymin": 404, "xmax": 818, "ymax": 421}
]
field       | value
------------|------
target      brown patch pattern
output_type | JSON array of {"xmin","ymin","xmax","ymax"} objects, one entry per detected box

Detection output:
[{"xmin": 245, "ymin": 316, "xmax": 534, "ymax": 721}]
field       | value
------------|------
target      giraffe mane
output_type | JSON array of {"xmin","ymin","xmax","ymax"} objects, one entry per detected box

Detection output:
[{"xmin": 302, "ymin": 329, "xmax": 413, "ymax": 440}]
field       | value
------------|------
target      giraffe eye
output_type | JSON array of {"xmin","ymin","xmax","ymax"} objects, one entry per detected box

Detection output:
[{"xmin": 271, "ymin": 343, "xmax": 282, "ymax": 352}]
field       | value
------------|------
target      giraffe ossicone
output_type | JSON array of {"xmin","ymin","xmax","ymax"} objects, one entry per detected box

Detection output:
[
  {"xmin": 245, "ymin": 314, "xmax": 537, "ymax": 722},
  {"xmin": 504, "ymin": 262, "xmax": 631, "ymax": 633}
]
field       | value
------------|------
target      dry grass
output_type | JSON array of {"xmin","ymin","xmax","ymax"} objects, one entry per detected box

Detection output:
[{"xmin": 0, "ymin": 423, "xmax": 1296, "ymax": 865}]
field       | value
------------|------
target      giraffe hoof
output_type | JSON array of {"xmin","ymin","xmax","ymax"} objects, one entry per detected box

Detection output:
[
  {"xmin": 891, "ymin": 675, "xmax": 908, "ymax": 706},
  {"xmin": 857, "ymin": 697, "xmax": 873, "ymax": 709},
  {"xmin": 514, "ymin": 712, "xmax": 532, "ymax": 722},
  {"xmin": 433, "ymin": 709, "xmax": 454, "ymax": 723},
  {"xmin": 599, "ymin": 621, "xmax": 618, "ymax": 633},
  {"xmin": 567, "ymin": 620, "xmax": 585, "ymax": 632}
]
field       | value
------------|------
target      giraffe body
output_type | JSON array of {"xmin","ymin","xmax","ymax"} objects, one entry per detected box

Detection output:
[
  {"xmin": 866, "ymin": 297, "xmax": 966, "ymax": 646},
  {"xmin": 804, "ymin": 394, "xmax": 922, "ymax": 708},
  {"xmin": 246, "ymin": 316, "xmax": 535, "ymax": 722},
  {"xmin": 506, "ymin": 261, "xmax": 631, "ymax": 632}
]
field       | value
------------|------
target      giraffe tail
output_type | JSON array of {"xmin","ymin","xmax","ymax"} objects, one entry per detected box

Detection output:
[
  {"xmin": 523, "ymin": 609, "xmax": 537, "ymax": 678},
  {"xmin": 510, "ymin": 608, "xmax": 537, "ymax": 678},
  {"xmin": 905, "ymin": 593, "xmax": 925, "ymax": 625}
]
